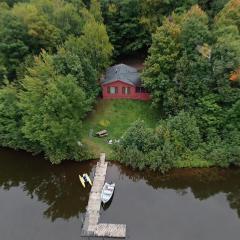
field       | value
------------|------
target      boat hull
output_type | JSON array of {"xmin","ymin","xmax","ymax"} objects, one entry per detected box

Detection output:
[
  {"xmin": 83, "ymin": 174, "xmax": 92, "ymax": 186},
  {"xmin": 101, "ymin": 183, "xmax": 115, "ymax": 204},
  {"xmin": 79, "ymin": 173, "xmax": 92, "ymax": 188},
  {"xmin": 79, "ymin": 175, "xmax": 86, "ymax": 188}
]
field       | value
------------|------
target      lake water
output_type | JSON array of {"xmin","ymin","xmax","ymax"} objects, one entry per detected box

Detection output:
[{"xmin": 0, "ymin": 148, "xmax": 240, "ymax": 240}]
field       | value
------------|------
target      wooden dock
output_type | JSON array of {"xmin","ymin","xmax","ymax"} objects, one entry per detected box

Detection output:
[{"xmin": 81, "ymin": 153, "xmax": 126, "ymax": 238}]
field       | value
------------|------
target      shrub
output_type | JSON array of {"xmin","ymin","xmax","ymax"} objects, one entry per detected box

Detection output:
[
  {"xmin": 114, "ymin": 145, "xmax": 146, "ymax": 170},
  {"xmin": 146, "ymin": 144, "xmax": 175, "ymax": 173},
  {"xmin": 120, "ymin": 120, "xmax": 157, "ymax": 153}
]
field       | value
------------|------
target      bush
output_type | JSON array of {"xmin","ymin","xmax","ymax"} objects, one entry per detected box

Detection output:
[
  {"xmin": 203, "ymin": 132, "xmax": 240, "ymax": 167},
  {"xmin": 159, "ymin": 111, "xmax": 201, "ymax": 150},
  {"xmin": 146, "ymin": 144, "xmax": 175, "ymax": 173},
  {"xmin": 114, "ymin": 112, "xmax": 202, "ymax": 173},
  {"xmin": 113, "ymin": 111, "xmax": 240, "ymax": 173},
  {"xmin": 120, "ymin": 120, "xmax": 157, "ymax": 153},
  {"xmin": 114, "ymin": 145, "xmax": 146, "ymax": 170},
  {"xmin": 174, "ymin": 150, "xmax": 213, "ymax": 168}
]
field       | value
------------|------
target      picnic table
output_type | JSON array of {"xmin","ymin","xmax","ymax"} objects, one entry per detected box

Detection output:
[{"xmin": 96, "ymin": 130, "xmax": 108, "ymax": 137}]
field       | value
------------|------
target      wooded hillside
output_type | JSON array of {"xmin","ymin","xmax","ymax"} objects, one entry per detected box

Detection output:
[{"xmin": 0, "ymin": 0, "xmax": 239, "ymax": 170}]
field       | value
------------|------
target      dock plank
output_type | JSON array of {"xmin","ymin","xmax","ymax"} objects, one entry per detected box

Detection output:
[{"xmin": 95, "ymin": 224, "xmax": 127, "ymax": 238}]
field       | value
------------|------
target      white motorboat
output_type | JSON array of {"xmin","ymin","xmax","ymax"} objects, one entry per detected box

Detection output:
[{"xmin": 101, "ymin": 182, "xmax": 115, "ymax": 204}]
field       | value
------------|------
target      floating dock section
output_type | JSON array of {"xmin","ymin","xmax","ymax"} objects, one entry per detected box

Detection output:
[{"xmin": 81, "ymin": 153, "xmax": 126, "ymax": 238}]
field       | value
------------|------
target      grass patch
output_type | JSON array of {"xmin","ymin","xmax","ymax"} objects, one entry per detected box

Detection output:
[{"xmin": 82, "ymin": 99, "xmax": 160, "ymax": 157}]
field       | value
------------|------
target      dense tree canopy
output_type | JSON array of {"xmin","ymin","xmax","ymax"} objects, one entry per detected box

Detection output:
[
  {"xmin": 0, "ymin": 0, "xmax": 101, "ymax": 82},
  {"xmin": 99, "ymin": 0, "xmax": 230, "ymax": 57},
  {"xmin": 0, "ymin": 0, "xmax": 112, "ymax": 163},
  {"xmin": 0, "ymin": 84, "xmax": 27, "ymax": 150},
  {"xmin": 135, "ymin": 2, "xmax": 240, "ymax": 171},
  {"xmin": 101, "ymin": 0, "xmax": 151, "ymax": 57},
  {"xmin": 0, "ymin": 8, "xmax": 29, "ymax": 79},
  {"xmin": 0, "ymin": 0, "xmax": 239, "ymax": 170},
  {"xmin": 19, "ymin": 52, "xmax": 91, "ymax": 163}
]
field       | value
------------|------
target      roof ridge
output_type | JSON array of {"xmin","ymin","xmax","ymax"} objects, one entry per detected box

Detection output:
[{"xmin": 101, "ymin": 63, "xmax": 141, "ymax": 86}]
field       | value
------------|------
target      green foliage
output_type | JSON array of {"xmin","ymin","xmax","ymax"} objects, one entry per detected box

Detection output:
[
  {"xmin": 180, "ymin": 13, "xmax": 210, "ymax": 53},
  {"xmin": 174, "ymin": 154, "xmax": 212, "ymax": 168},
  {"xmin": 1, "ymin": 0, "xmax": 239, "ymax": 170},
  {"xmin": 82, "ymin": 99, "xmax": 160, "ymax": 157},
  {"xmin": 143, "ymin": 3, "xmax": 240, "ymax": 113},
  {"xmin": 143, "ymin": 7, "xmax": 212, "ymax": 114},
  {"xmin": 99, "ymin": 0, "xmax": 233, "ymax": 57},
  {"xmin": 195, "ymin": 94, "xmax": 224, "ymax": 136},
  {"xmin": 203, "ymin": 132, "xmax": 240, "ymax": 167},
  {"xmin": 2, "ymin": 0, "xmax": 29, "ymax": 7},
  {"xmin": 0, "ymin": 61, "xmax": 7, "ymax": 84},
  {"xmin": 174, "ymin": 53, "xmax": 212, "ymax": 110},
  {"xmin": 79, "ymin": 18, "xmax": 113, "ymax": 72},
  {"xmin": 139, "ymin": 3, "xmax": 240, "ymax": 172},
  {"xmin": 120, "ymin": 120, "xmax": 156, "ymax": 153},
  {"xmin": 12, "ymin": 2, "xmax": 61, "ymax": 52},
  {"xmin": 101, "ymin": 0, "xmax": 151, "ymax": 56},
  {"xmin": 139, "ymin": 0, "xmax": 199, "ymax": 32},
  {"xmin": 114, "ymin": 112, "xmax": 202, "ymax": 173},
  {"xmin": 158, "ymin": 111, "xmax": 201, "ymax": 150},
  {"xmin": 0, "ymin": 11, "xmax": 29, "ymax": 79},
  {"xmin": 146, "ymin": 146, "xmax": 175, "ymax": 173},
  {"xmin": 226, "ymin": 99, "xmax": 240, "ymax": 130},
  {"xmin": 211, "ymin": 34, "xmax": 240, "ymax": 104},
  {"xmin": 0, "ymin": 84, "xmax": 27, "ymax": 149},
  {"xmin": 0, "ymin": 0, "xmax": 112, "ymax": 163},
  {"xmin": 98, "ymin": 119, "xmax": 110, "ymax": 128},
  {"xmin": 114, "ymin": 146, "xmax": 146, "ymax": 170},
  {"xmin": 142, "ymin": 19, "xmax": 181, "ymax": 111},
  {"xmin": 53, "ymin": 37, "xmax": 98, "ymax": 100},
  {"xmin": 215, "ymin": 0, "xmax": 240, "ymax": 31},
  {"xmin": 0, "ymin": 0, "xmax": 95, "ymax": 83},
  {"xmin": 201, "ymin": 0, "xmax": 229, "ymax": 18},
  {"xmin": 90, "ymin": 0, "xmax": 103, "ymax": 23},
  {"xmin": 19, "ymin": 52, "xmax": 91, "ymax": 163}
]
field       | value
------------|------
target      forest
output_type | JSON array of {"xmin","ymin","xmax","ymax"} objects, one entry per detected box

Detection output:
[
  {"xmin": 0, "ymin": 0, "xmax": 240, "ymax": 172},
  {"xmin": 0, "ymin": 0, "xmax": 113, "ymax": 163}
]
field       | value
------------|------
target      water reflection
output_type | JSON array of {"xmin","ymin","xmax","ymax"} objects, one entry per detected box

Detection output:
[
  {"xmin": 1, "ymin": 148, "xmax": 240, "ymax": 240},
  {"xmin": 103, "ymin": 163, "xmax": 240, "ymax": 240},
  {"xmin": 1, "ymin": 149, "xmax": 240, "ymax": 220},
  {"xmin": 0, "ymin": 148, "xmax": 95, "ymax": 221},
  {"xmin": 116, "ymin": 162, "xmax": 240, "ymax": 217}
]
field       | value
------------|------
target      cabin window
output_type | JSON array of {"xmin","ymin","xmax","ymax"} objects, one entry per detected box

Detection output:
[
  {"xmin": 108, "ymin": 86, "xmax": 118, "ymax": 94},
  {"xmin": 122, "ymin": 87, "xmax": 130, "ymax": 94},
  {"xmin": 136, "ymin": 87, "xmax": 147, "ymax": 93}
]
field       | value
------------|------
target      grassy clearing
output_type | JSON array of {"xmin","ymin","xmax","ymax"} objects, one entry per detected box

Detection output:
[{"xmin": 82, "ymin": 99, "xmax": 160, "ymax": 157}]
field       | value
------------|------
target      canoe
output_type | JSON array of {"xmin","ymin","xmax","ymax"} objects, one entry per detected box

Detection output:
[
  {"xmin": 101, "ymin": 182, "xmax": 115, "ymax": 204},
  {"xmin": 79, "ymin": 175, "xmax": 86, "ymax": 188},
  {"xmin": 83, "ymin": 173, "xmax": 92, "ymax": 186}
]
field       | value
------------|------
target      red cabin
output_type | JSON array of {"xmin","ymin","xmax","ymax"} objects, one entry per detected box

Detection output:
[{"xmin": 101, "ymin": 64, "xmax": 150, "ymax": 101}]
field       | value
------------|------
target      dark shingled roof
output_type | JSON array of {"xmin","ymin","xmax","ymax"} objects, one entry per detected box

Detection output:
[{"xmin": 101, "ymin": 64, "xmax": 141, "ymax": 86}]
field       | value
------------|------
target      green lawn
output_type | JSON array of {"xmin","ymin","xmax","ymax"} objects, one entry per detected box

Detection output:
[{"xmin": 82, "ymin": 99, "xmax": 160, "ymax": 157}]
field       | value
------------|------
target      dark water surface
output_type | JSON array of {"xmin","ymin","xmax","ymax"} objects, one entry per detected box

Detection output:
[{"xmin": 0, "ymin": 148, "xmax": 240, "ymax": 240}]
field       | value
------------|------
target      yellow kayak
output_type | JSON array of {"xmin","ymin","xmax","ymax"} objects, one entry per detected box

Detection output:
[
  {"xmin": 83, "ymin": 173, "xmax": 92, "ymax": 186},
  {"xmin": 79, "ymin": 175, "xmax": 86, "ymax": 188}
]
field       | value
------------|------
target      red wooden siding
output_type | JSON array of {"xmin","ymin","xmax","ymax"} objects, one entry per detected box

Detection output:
[{"xmin": 102, "ymin": 80, "xmax": 150, "ymax": 101}]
